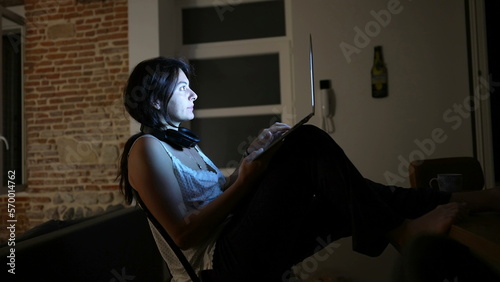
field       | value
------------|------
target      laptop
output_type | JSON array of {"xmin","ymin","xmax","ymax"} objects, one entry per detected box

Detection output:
[{"xmin": 254, "ymin": 34, "xmax": 316, "ymax": 160}]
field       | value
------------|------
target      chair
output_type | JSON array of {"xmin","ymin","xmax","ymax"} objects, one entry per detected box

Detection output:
[
  {"xmin": 132, "ymin": 190, "xmax": 217, "ymax": 282},
  {"xmin": 408, "ymin": 157, "xmax": 485, "ymax": 191}
]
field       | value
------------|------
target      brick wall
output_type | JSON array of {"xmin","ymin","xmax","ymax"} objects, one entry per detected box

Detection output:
[{"xmin": 0, "ymin": 0, "xmax": 130, "ymax": 243}]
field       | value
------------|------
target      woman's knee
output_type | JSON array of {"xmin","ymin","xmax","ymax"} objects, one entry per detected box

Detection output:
[
  {"xmin": 288, "ymin": 125, "xmax": 339, "ymax": 150},
  {"xmin": 289, "ymin": 124, "xmax": 323, "ymax": 140}
]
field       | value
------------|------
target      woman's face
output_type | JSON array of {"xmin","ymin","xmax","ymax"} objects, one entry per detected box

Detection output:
[{"xmin": 166, "ymin": 70, "xmax": 198, "ymax": 127}]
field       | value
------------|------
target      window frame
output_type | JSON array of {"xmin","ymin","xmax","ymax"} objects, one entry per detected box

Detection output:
[
  {"xmin": 1, "ymin": 6, "xmax": 26, "ymax": 194},
  {"xmin": 173, "ymin": 0, "xmax": 294, "ymax": 173},
  {"xmin": 181, "ymin": 39, "xmax": 294, "ymax": 123}
]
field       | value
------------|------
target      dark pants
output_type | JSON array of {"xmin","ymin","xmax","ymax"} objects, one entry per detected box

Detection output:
[{"xmin": 211, "ymin": 125, "xmax": 451, "ymax": 281}]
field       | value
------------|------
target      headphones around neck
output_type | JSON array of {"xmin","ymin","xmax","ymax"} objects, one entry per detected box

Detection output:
[{"xmin": 140, "ymin": 125, "xmax": 200, "ymax": 149}]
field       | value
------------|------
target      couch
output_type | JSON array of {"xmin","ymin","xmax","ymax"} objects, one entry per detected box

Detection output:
[{"xmin": 0, "ymin": 206, "xmax": 169, "ymax": 281}]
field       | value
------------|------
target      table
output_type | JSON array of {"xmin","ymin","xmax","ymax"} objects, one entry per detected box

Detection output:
[{"xmin": 449, "ymin": 212, "xmax": 500, "ymax": 273}]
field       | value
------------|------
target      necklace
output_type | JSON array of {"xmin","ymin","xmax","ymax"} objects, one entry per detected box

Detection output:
[{"xmin": 184, "ymin": 147, "xmax": 203, "ymax": 170}]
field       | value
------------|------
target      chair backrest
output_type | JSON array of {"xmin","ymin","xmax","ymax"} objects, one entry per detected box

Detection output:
[
  {"xmin": 408, "ymin": 157, "xmax": 485, "ymax": 191},
  {"xmin": 132, "ymin": 190, "xmax": 202, "ymax": 282}
]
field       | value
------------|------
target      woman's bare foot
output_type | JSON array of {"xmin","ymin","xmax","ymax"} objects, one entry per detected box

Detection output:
[{"xmin": 388, "ymin": 202, "xmax": 467, "ymax": 251}]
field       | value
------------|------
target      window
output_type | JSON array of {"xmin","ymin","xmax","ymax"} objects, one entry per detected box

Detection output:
[
  {"xmin": 1, "ymin": 7, "xmax": 25, "ymax": 194},
  {"xmin": 182, "ymin": 0, "xmax": 285, "ymax": 44},
  {"xmin": 173, "ymin": 0, "xmax": 292, "ymax": 173}
]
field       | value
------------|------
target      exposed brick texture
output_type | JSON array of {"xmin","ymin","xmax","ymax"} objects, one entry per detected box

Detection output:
[{"xmin": 0, "ymin": 0, "xmax": 130, "ymax": 243}]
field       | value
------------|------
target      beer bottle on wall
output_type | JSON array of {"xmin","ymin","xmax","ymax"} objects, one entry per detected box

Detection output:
[{"xmin": 371, "ymin": 46, "xmax": 388, "ymax": 98}]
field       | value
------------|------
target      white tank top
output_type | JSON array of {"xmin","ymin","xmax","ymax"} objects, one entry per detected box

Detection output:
[{"xmin": 132, "ymin": 135, "xmax": 226, "ymax": 281}]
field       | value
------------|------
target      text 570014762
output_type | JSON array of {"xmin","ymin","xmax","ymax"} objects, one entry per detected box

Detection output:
[{"xmin": 6, "ymin": 170, "xmax": 17, "ymax": 275}]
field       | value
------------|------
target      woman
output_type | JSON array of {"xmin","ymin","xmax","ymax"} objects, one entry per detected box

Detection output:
[{"xmin": 119, "ymin": 57, "xmax": 499, "ymax": 281}]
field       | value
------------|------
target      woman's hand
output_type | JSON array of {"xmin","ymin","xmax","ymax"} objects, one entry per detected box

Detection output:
[
  {"xmin": 236, "ymin": 148, "xmax": 268, "ymax": 188},
  {"xmin": 226, "ymin": 123, "xmax": 290, "ymax": 191},
  {"xmin": 246, "ymin": 122, "xmax": 291, "ymax": 157}
]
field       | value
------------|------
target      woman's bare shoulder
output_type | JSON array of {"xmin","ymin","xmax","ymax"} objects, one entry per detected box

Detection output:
[
  {"xmin": 127, "ymin": 135, "xmax": 176, "ymax": 190},
  {"xmin": 129, "ymin": 135, "xmax": 168, "ymax": 159},
  {"xmin": 126, "ymin": 135, "xmax": 187, "ymax": 233}
]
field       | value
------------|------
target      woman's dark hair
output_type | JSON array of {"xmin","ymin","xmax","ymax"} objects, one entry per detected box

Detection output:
[
  {"xmin": 118, "ymin": 57, "xmax": 192, "ymax": 204},
  {"xmin": 123, "ymin": 56, "xmax": 192, "ymax": 129}
]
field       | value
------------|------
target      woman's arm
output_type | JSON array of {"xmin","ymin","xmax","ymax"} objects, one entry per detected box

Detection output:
[
  {"xmin": 223, "ymin": 162, "xmax": 241, "ymax": 191},
  {"xmin": 128, "ymin": 136, "xmax": 267, "ymax": 250}
]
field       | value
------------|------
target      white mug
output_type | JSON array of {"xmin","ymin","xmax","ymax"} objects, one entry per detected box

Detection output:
[{"xmin": 429, "ymin": 174, "xmax": 463, "ymax": 193}]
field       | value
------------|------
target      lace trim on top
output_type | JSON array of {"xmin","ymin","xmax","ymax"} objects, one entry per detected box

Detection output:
[
  {"xmin": 131, "ymin": 135, "xmax": 226, "ymax": 281},
  {"xmin": 158, "ymin": 141, "xmax": 225, "ymax": 212}
]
